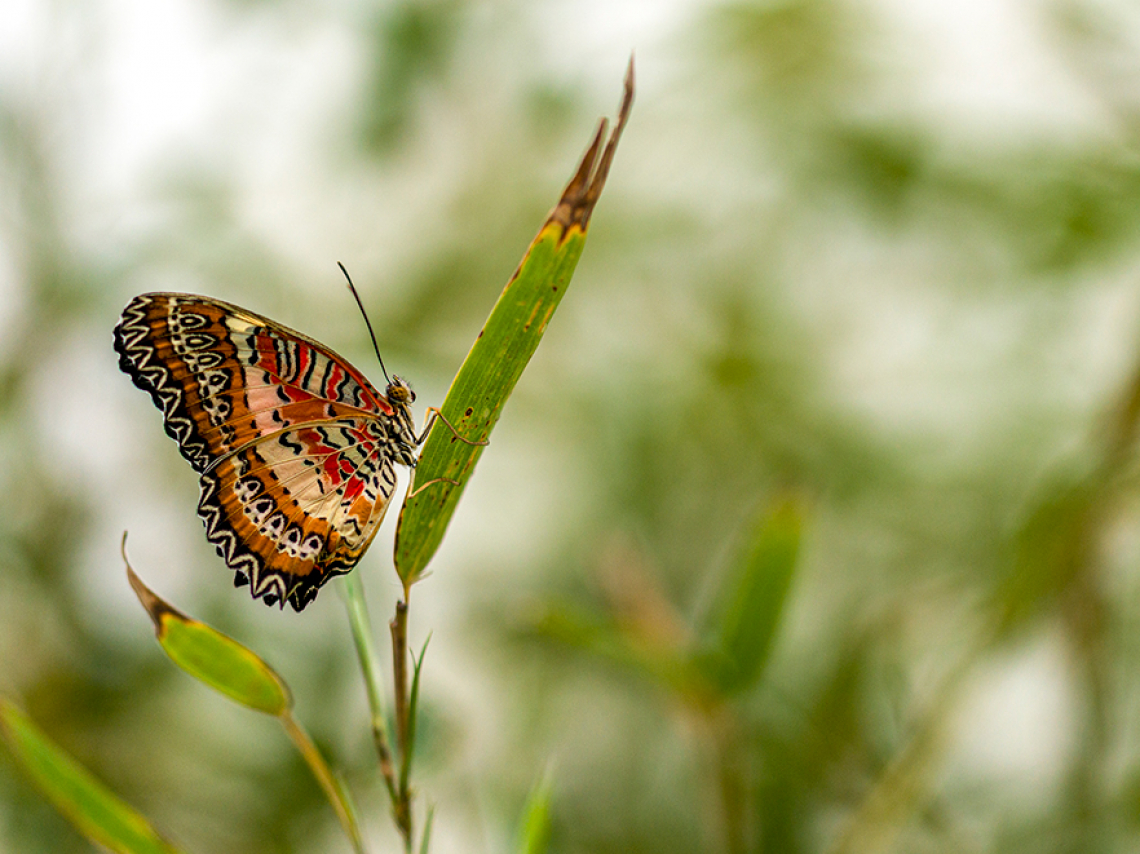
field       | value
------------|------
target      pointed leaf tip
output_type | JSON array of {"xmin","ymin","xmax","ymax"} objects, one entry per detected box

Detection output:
[
  {"xmin": 121, "ymin": 550, "xmax": 292, "ymax": 715},
  {"xmin": 550, "ymin": 58, "xmax": 635, "ymax": 234},
  {"xmin": 394, "ymin": 64, "xmax": 635, "ymax": 584},
  {"xmin": 123, "ymin": 536, "xmax": 181, "ymax": 633},
  {"xmin": 516, "ymin": 769, "xmax": 555, "ymax": 854}
]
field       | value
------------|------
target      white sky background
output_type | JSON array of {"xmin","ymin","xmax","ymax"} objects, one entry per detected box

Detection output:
[{"xmin": 1, "ymin": 0, "xmax": 1137, "ymax": 850}]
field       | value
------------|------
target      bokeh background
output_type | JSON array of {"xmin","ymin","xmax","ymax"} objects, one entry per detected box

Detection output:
[{"xmin": 5, "ymin": 0, "xmax": 1140, "ymax": 852}]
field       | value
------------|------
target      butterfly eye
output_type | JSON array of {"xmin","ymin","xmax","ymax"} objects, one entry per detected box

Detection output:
[{"xmin": 387, "ymin": 379, "xmax": 413, "ymax": 404}]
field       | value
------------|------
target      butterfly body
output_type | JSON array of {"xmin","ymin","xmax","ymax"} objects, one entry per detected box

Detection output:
[{"xmin": 114, "ymin": 292, "xmax": 418, "ymax": 611}]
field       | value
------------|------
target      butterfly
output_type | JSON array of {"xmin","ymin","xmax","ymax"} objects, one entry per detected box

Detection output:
[{"xmin": 114, "ymin": 291, "xmax": 424, "ymax": 612}]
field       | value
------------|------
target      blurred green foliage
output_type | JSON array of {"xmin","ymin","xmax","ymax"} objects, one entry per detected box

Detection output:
[
  {"xmin": 0, "ymin": 700, "xmax": 186, "ymax": 854},
  {"xmin": 5, "ymin": 0, "xmax": 1140, "ymax": 852}
]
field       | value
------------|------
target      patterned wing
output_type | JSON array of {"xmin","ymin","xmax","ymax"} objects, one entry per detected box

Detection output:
[
  {"xmin": 114, "ymin": 292, "xmax": 416, "ymax": 612},
  {"xmin": 113, "ymin": 292, "xmax": 394, "ymax": 473},
  {"xmin": 200, "ymin": 417, "xmax": 402, "ymax": 611}
]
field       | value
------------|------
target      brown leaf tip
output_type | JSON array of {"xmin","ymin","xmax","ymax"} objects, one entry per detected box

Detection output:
[
  {"xmin": 550, "ymin": 56, "xmax": 636, "ymax": 234},
  {"xmin": 122, "ymin": 532, "xmax": 184, "ymax": 631}
]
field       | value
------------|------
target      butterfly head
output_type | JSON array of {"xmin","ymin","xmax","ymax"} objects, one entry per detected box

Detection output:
[
  {"xmin": 385, "ymin": 375, "xmax": 420, "ymax": 467},
  {"xmin": 386, "ymin": 375, "xmax": 416, "ymax": 405}
]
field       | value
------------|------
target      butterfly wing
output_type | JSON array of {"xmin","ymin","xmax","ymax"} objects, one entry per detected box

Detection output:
[
  {"xmin": 200, "ymin": 418, "xmax": 400, "ymax": 611},
  {"xmin": 114, "ymin": 292, "xmax": 395, "ymax": 471},
  {"xmin": 114, "ymin": 292, "xmax": 413, "ymax": 611}
]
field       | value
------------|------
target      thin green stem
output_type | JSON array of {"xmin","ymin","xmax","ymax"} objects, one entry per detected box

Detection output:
[
  {"xmin": 390, "ymin": 598, "xmax": 413, "ymax": 851},
  {"xmin": 340, "ymin": 573, "xmax": 400, "ymax": 805},
  {"xmin": 708, "ymin": 705, "xmax": 747, "ymax": 854},
  {"xmin": 418, "ymin": 805, "xmax": 435, "ymax": 854},
  {"xmin": 280, "ymin": 710, "xmax": 366, "ymax": 854},
  {"xmin": 391, "ymin": 600, "xmax": 410, "ymax": 761}
]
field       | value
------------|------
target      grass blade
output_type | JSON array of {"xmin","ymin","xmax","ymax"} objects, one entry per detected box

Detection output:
[
  {"xmin": 0, "ymin": 698, "xmax": 186, "ymax": 854},
  {"xmin": 702, "ymin": 499, "xmax": 802, "ymax": 695},
  {"xmin": 418, "ymin": 804, "xmax": 436, "ymax": 854},
  {"xmin": 124, "ymin": 544, "xmax": 367, "ymax": 852},
  {"xmin": 126, "ymin": 558, "xmax": 291, "ymax": 716},
  {"xmin": 516, "ymin": 769, "xmax": 555, "ymax": 854},
  {"xmin": 394, "ymin": 60, "xmax": 634, "ymax": 588},
  {"xmin": 399, "ymin": 634, "xmax": 431, "ymax": 797}
]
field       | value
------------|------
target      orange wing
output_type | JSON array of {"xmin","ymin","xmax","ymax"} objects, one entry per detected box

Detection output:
[{"xmin": 115, "ymin": 292, "xmax": 419, "ymax": 611}]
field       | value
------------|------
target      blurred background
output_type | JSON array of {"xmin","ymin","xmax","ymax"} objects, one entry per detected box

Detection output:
[{"xmin": 4, "ymin": 0, "xmax": 1140, "ymax": 852}]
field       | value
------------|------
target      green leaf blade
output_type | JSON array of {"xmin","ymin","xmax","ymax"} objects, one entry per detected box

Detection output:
[
  {"xmin": 158, "ymin": 613, "xmax": 293, "ymax": 715},
  {"xmin": 394, "ymin": 223, "xmax": 584, "ymax": 583},
  {"xmin": 127, "ymin": 565, "xmax": 292, "ymax": 716},
  {"xmin": 516, "ymin": 769, "xmax": 555, "ymax": 854},
  {"xmin": 0, "ymin": 699, "xmax": 187, "ymax": 854},
  {"xmin": 394, "ymin": 61, "xmax": 634, "ymax": 587},
  {"xmin": 399, "ymin": 635, "xmax": 431, "ymax": 796},
  {"xmin": 702, "ymin": 499, "xmax": 803, "ymax": 695}
]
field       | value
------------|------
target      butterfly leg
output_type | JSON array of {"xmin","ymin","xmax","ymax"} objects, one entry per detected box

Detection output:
[
  {"xmin": 415, "ymin": 407, "xmax": 490, "ymax": 447},
  {"xmin": 407, "ymin": 476, "xmax": 460, "ymax": 499}
]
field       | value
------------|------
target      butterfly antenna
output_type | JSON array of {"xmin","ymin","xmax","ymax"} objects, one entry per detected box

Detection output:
[{"xmin": 338, "ymin": 262, "xmax": 391, "ymax": 384}]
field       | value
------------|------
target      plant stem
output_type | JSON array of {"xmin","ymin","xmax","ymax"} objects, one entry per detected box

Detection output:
[
  {"xmin": 340, "ymin": 573, "xmax": 400, "ymax": 806},
  {"xmin": 708, "ymin": 705, "xmax": 748, "ymax": 854},
  {"xmin": 391, "ymin": 600, "xmax": 410, "ymax": 757},
  {"xmin": 390, "ymin": 598, "xmax": 413, "ymax": 850},
  {"xmin": 280, "ymin": 710, "xmax": 367, "ymax": 854}
]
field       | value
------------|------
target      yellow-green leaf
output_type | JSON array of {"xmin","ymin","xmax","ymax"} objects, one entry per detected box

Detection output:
[
  {"xmin": 700, "ymin": 498, "xmax": 802, "ymax": 695},
  {"xmin": 127, "ymin": 564, "xmax": 292, "ymax": 716},
  {"xmin": 0, "ymin": 698, "xmax": 186, "ymax": 854},
  {"xmin": 516, "ymin": 769, "xmax": 555, "ymax": 854},
  {"xmin": 394, "ymin": 60, "xmax": 634, "ymax": 588}
]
